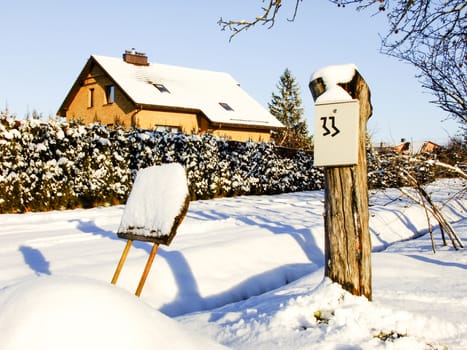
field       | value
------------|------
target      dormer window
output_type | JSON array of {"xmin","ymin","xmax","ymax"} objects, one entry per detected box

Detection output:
[
  {"xmin": 219, "ymin": 102, "xmax": 234, "ymax": 111},
  {"xmin": 153, "ymin": 83, "xmax": 170, "ymax": 93}
]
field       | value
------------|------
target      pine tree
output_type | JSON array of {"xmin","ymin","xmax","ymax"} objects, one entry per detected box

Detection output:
[{"xmin": 269, "ymin": 69, "xmax": 312, "ymax": 150}]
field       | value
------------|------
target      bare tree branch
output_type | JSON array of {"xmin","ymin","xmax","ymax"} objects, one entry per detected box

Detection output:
[
  {"xmin": 428, "ymin": 160, "xmax": 467, "ymax": 179},
  {"xmin": 218, "ymin": 0, "xmax": 302, "ymax": 41},
  {"xmin": 330, "ymin": 1, "xmax": 466, "ymax": 125},
  {"xmin": 219, "ymin": 0, "xmax": 466, "ymax": 126},
  {"xmin": 398, "ymin": 166, "xmax": 464, "ymax": 252}
]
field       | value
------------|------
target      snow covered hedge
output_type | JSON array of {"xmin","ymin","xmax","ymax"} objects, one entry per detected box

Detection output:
[
  {"xmin": 0, "ymin": 115, "xmax": 322, "ymax": 213},
  {"xmin": 0, "ymin": 113, "xmax": 443, "ymax": 213}
]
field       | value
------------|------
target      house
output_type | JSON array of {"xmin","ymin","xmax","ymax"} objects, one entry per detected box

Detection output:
[{"xmin": 57, "ymin": 50, "xmax": 283, "ymax": 142}]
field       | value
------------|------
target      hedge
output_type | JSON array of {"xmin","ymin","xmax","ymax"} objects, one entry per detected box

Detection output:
[{"xmin": 0, "ymin": 113, "xmax": 446, "ymax": 213}]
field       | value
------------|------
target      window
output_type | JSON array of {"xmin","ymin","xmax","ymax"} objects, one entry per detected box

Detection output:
[
  {"xmin": 155, "ymin": 125, "xmax": 181, "ymax": 133},
  {"xmin": 153, "ymin": 83, "xmax": 170, "ymax": 93},
  {"xmin": 105, "ymin": 85, "xmax": 115, "ymax": 104},
  {"xmin": 88, "ymin": 88, "xmax": 94, "ymax": 108},
  {"xmin": 219, "ymin": 102, "xmax": 234, "ymax": 111}
]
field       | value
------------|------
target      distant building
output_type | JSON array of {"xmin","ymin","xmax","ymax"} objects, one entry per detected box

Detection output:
[
  {"xmin": 394, "ymin": 141, "xmax": 411, "ymax": 154},
  {"xmin": 57, "ymin": 50, "xmax": 283, "ymax": 142},
  {"xmin": 373, "ymin": 139, "xmax": 442, "ymax": 154},
  {"xmin": 419, "ymin": 141, "xmax": 442, "ymax": 153}
]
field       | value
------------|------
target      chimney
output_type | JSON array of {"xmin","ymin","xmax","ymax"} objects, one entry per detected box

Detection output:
[{"xmin": 123, "ymin": 49, "xmax": 149, "ymax": 66}]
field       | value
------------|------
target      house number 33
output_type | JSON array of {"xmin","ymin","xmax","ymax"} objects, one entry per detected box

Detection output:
[{"xmin": 320, "ymin": 115, "xmax": 340, "ymax": 137}]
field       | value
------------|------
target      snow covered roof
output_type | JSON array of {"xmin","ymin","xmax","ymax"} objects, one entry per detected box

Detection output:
[{"xmin": 91, "ymin": 55, "xmax": 283, "ymax": 128}]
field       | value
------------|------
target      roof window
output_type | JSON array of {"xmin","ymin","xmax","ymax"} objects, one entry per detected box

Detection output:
[
  {"xmin": 153, "ymin": 83, "xmax": 170, "ymax": 93},
  {"xmin": 219, "ymin": 102, "xmax": 234, "ymax": 111}
]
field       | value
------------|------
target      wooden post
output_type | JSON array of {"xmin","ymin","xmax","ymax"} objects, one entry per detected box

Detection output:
[
  {"xmin": 310, "ymin": 68, "xmax": 373, "ymax": 300},
  {"xmin": 135, "ymin": 243, "xmax": 159, "ymax": 297},
  {"xmin": 111, "ymin": 239, "xmax": 133, "ymax": 285}
]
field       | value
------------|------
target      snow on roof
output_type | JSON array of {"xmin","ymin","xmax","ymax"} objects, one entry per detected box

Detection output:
[
  {"xmin": 93, "ymin": 55, "xmax": 283, "ymax": 128},
  {"xmin": 310, "ymin": 64, "xmax": 358, "ymax": 103},
  {"xmin": 117, "ymin": 163, "xmax": 189, "ymax": 241}
]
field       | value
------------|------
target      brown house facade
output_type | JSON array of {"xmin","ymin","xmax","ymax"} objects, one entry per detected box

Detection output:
[{"xmin": 57, "ymin": 50, "xmax": 283, "ymax": 142}]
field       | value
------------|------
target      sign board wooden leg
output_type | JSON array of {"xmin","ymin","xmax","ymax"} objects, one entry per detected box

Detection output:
[
  {"xmin": 111, "ymin": 239, "xmax": 133, "ymax": 285},
  {"xmin": 135, "ymin": 243, "xmax": 159, "ymax": 297}
]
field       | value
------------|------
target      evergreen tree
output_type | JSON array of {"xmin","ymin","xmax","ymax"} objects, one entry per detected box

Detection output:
[{"xmin": 269, "ymin": 69, "xmax": 312, "ymax": 150}]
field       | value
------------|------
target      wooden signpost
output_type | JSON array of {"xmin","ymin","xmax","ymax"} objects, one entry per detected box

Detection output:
[
  {"xmin": 309, "ymin": 65, "xmax": 373, "ymax": 300},
  {"xmin": 111, "ymin": 163, "xmax": 190, "ymax": 297}
]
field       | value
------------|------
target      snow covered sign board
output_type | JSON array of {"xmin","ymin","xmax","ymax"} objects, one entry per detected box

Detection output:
[
  {"xmin": 313, "ymin": 99, "xmax": 359, "ymax": 167},
  {"xmin": 117, "ymin": 163, "xmax": 190, "ymax": 245},
  {"xmin": 112, "ymin": 163, "xmax": 190, "ymax": 296}
]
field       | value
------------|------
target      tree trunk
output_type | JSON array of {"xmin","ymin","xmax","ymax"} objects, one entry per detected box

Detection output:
[{"xmin": 310, "ymin": 69, "xmax": 373, "ymax": 300}]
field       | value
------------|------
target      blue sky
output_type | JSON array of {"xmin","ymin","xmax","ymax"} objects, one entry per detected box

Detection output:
[{"xmin": 0, "ymin": 0, "xmax": 460, "ymax": 145}]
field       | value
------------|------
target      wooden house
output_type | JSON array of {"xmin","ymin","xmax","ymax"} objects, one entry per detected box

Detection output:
[{"xmin": 57, "ymin": 50, "xmax": 283, "ymax": 142}]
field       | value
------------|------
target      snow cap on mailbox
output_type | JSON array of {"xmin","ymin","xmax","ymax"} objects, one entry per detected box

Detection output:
[{"xmin": 310, "ymin": 63, "xmax": 357, "ymax": 103}]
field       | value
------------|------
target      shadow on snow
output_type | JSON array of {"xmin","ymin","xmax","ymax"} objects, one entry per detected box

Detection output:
[{"xmin": 19, "ymin": 245, "xmax": 51, "ymax": 276}]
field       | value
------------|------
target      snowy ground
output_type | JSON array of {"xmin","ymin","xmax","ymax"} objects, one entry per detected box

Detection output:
[{"xmin": 0, "ymin": 178, "xmax": 465, "ymax": 349}]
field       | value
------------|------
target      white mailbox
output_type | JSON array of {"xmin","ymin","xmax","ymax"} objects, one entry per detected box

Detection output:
[{"xmin": 314, "ymin": 99, "xmax": 359, "ymax": 167}]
